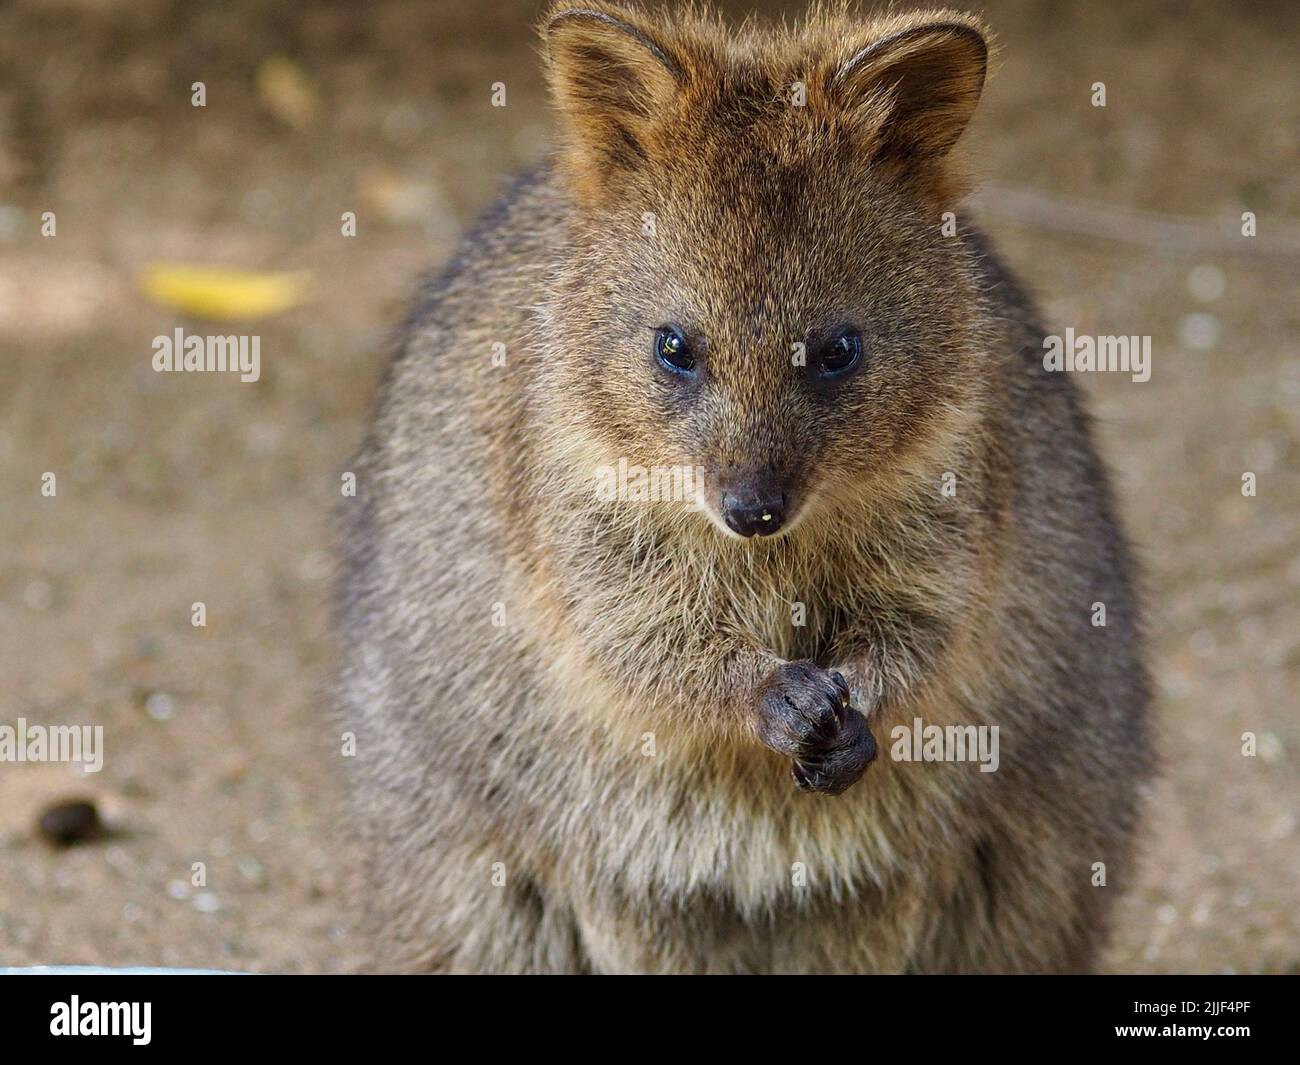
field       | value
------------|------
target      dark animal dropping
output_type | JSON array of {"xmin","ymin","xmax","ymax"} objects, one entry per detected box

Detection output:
[{"xmin": 38, "ymin": 799, "xmax": 103, "ymax": 847}]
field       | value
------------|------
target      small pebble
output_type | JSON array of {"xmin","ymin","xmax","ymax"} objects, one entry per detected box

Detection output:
[
  {"xmin": 145, "ymin": 692, "xmax": 175, "ymax": 721},
  {"xmin": 37, "ymin": 798, "xmax": 103, "ymax": 847},
  {"xmin": 193, "ymin": 892, "xmax": 221, "ymax": 914},
  {"xmin": 1187, "ymin": 264, "xmax": 1226, "ymax": 302}
]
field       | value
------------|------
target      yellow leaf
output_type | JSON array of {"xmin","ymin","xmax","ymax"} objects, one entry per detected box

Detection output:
[
  {"xmin": 139, "ymin": 265, "xmax": 310, "ymax": 321},
  {"xmin": 257, "ymin": 56, "xmax": 319, "ymax": 129}
]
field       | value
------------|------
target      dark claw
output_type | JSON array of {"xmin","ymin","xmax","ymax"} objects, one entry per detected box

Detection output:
[
  {"xmin": 754, "ymin": 661, "xmax": 876, "ymax": 796},
  {"xmin": 792, "ymin": 761, "xmax": 829, "ymax": 792}
]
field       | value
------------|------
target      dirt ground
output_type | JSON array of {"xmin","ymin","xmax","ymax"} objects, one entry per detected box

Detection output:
[{"xmin": 0, "ymin": 0, "xmax": 1296, "ymax": 973}]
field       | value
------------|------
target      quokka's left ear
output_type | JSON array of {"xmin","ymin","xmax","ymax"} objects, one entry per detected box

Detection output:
[{"xmin": 829, "ymin": 17, "xmax": 989, "ymax": 164}]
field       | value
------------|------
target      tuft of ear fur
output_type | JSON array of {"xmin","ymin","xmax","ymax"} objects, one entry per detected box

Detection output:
[
  {"xmin": 542, "ymin": 2, "xmax": 684, "ymax": 202},
  {"xmin": 828, "ymin": 16, "xmax": 988, "ymax": 165}
]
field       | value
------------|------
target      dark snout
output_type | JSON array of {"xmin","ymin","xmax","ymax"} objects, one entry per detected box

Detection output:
[{"xmin": 718, "ymin": 475, "xmax": 789, "ymax": 538}]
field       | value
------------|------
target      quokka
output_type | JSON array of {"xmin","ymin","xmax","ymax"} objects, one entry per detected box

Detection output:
[{"xmin": 337, "ymin": 2, "xmax": 1153, "ymax": 973}]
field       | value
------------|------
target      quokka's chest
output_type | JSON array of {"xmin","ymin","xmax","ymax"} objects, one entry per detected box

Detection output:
[{"xmin": 539, "ymin": 719, "xmax": 964, "ymax": 910}]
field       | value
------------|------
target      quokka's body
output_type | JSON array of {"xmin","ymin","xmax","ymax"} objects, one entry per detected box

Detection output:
[{"xmin": 337, "ymin": 3, "xmax": 1152, "ymax": 973}]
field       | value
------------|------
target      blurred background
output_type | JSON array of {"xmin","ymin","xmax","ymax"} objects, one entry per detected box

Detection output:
[{"xmin": 0, "ymin": 0, "xmax": 1296, "ymax": 973}]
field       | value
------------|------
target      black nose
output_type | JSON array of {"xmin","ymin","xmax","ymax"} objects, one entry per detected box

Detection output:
[{"xmin": 720, "ymin": 489, "xmax": 787, "ymax": 537}]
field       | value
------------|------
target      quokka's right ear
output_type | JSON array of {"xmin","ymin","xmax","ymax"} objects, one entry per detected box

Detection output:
[{"xmin": 542, "ymin": 2, "xmax": 684, "ymax": 201}]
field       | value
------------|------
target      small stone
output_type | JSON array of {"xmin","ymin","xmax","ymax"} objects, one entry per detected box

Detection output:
[
  {"xmin": 144, "ymin": 692, "xmax": 175, "ymax": 721},
  {"xmin": 193, "ymin": 891, "xmax": 221, "ymax": 914},
  {"xmin": 37, "ymin": 798, "xmax": 103, "ymax": 847},
  {"xmin": 1187, "ymin": 264, "xmax": 1226, "ymax": 302}
]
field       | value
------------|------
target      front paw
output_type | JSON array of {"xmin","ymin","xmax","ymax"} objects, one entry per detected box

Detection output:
[{"xmin": 753, "ymin": 661, "xmax": 877, "ymax": 795}]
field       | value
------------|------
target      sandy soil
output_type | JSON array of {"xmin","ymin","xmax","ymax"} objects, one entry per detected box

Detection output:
[{"xmin": 0, "ymin": 0, "xmax": 1296, "ymax": 973}]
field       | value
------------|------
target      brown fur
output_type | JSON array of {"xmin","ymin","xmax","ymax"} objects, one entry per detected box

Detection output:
[{"xmin": 336, "ymin": 2, "xmax": 1152, "ymax": 973}]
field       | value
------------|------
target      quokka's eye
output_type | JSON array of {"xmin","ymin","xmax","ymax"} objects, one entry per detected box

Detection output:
[
  {"xmin": 819, "ymin": 328, "xmax": 864, "ymax": 376},
  {"xmin": 654, "ymin": 326, "xmax": 696, "ymax": 374}
]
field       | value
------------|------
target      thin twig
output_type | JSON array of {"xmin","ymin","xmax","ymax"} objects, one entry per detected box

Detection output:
[{"xmin": 970, "ymin": 184, "xmax": 1300, "ymax": 260}]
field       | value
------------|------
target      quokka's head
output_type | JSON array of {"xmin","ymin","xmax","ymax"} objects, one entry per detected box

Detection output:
[{"xmin": 537, "ymin": 3, "xmax": 995, "ymax": 541}]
